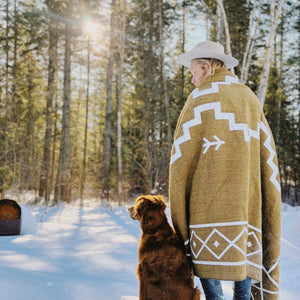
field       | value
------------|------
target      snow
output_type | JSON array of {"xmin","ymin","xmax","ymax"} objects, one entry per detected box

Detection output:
[
  {"xmin": 0, "ymin": 198, "xmax": 299, "ymax": 300},
  {"xmin": 19, "ymin": 205, "xmax": 37, "ymax": 235}
]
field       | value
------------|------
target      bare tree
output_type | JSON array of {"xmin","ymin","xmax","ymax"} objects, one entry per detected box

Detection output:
[
  {"xmin": 257, "ymin": 0, "xmax": 285, "ymax": 105},
  {"xmin": 103, "ymin": 0, "xmax": 116, "ymax": 200},
  {"xmin": 39, "ymin": 7, "xmax": 58, "ymax": 202},
  {"xmin": 11, "ymin": 0, "xmax": 17, "ymax": 112},
  {"xmin": 275, "ymin": 27, "xmax": 284, "ymax": 144},
  {"xmin": 241, "ymin": 0, "xmax": 263, "ymax": 84},
  {"xmin": 55, "ymin": 0, "xmax": 72, "ymax": 202},
  {"xmin": 2, "ymin": 0, "xmax": 10, "ymax": 197},
  {"xmin": 180, "ymin": 0, "xmax": 186, "ymax": 106},
  {"xmin": 116, "ymin": 0, "xmax": 126, "ymax": 203},
  {"xmin": 216, "ymin": 0, "xmax": 234, "ymax": 73},
  {"xmin": 159, "ymin": 0, "xmax": 172, "ymax": 148},
  {"xmin": 80, "ymin": 35, "xmax": 91, "ymax": 201},
  {"xmin": 4, "ymin": 0, "xmax": 9, "ymax": 110},
  {"xmin": 216, "ymin": 2, "xmax": 223, "ymax": 43}
]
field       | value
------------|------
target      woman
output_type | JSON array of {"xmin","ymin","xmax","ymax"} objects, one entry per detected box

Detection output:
[{"xmin": 169, "ymin": 41, "xmax": 281, "ymax": 300}]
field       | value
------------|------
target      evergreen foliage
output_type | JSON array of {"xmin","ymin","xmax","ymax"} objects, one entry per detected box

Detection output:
[{"xmin": 0, "ymin": 0, "xmax": 298, "ymax": 205}]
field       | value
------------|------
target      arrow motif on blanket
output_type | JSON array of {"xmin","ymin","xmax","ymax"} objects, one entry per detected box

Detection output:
[{"xmin": 203, "ymin": 135, "xmax": 225, "ymax": 154}]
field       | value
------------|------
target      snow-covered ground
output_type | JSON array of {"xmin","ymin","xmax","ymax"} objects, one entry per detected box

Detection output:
[{"xmin": 0, "ymin": 196, "xmax": 299, "ymax": 300}]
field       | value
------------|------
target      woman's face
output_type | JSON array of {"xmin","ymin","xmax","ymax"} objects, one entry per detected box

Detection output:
[{"xmin": 190, "ymin": 59, "xmax": 208, "ymax": 86}]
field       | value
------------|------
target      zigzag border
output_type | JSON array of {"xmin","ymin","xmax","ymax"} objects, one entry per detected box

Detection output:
[
  {"xmin": 170, "ymin": 100, "xmax": 280, "ymax": 192},
  {"xmin": 192, "ymin": 75, "xmax": 239, "ymax": 99},
  {"xmin": 171, "ymin": 75, "xmax": 241, "ymax": 165}
]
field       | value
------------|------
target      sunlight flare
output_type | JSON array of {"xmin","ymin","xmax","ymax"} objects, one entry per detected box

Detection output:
[{"xmin": 83, "ymin": 15, "xmax": 98, "ymax": 37}]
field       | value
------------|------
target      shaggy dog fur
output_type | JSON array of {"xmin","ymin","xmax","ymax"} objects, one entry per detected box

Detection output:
[{"xmin": 128, "ymin": 195, "xmax": 200, "ymax": 300}]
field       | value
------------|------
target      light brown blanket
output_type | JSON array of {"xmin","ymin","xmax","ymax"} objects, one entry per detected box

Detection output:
[{"xmin": 169, "ymin": 68, "xmax": 281, "ymax": 299}]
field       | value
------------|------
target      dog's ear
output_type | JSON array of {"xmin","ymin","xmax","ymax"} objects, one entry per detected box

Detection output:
[
  {"xmin": 128, "ymin": 206, "xmax": 137, "ymax": 220},
  {"xmin": 134, "ymin": 195, "xmax": 166, "ymax": 216},
  {"xmin": 133, "ymin": 195, "xmax": 147, "ymax": 220},
  {"xmin": 153, "ymin": 195, "xmax": 166, "ymax": 211}
]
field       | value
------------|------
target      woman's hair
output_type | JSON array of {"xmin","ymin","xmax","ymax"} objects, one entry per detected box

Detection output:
[{"xmin": 193, "ymin": 58, "xmax": 225, "ymax": 84}]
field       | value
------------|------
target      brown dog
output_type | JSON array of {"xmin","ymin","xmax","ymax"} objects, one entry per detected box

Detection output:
[{"xmin": 129, "ymin": 195, "xmax": 200, "ymax": 300}]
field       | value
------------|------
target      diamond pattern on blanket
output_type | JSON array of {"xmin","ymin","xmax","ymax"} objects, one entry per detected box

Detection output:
[{"xmin": 189, "ymin": 222, "xmax": 262, "ymax": 268}]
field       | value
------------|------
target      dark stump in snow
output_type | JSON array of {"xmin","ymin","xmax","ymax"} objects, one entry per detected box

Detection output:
[{"xmin": 0, "ymin": 199, "xmax": 21, "ymax": 236}]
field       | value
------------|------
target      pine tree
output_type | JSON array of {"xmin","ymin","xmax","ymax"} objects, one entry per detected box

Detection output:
[
  {"xmin": 55, "ymin": 0, "xmax": 73, "ymax": 202},
  {"xmin": 39, "ymin": 0, "xmax": 61, "ymax": 202}
]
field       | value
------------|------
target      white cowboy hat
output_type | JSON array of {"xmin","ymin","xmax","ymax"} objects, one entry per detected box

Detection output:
[{"xmin": 177, "ymin": 41, "xmax": 239, "ymax": 68}]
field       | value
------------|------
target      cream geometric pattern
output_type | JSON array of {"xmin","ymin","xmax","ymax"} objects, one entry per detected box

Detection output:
[
  {"xmin": 188, "ymin": 222, "xmax": 280, "ymax": 300},
  {"xmin": 190, "ymin": 227, "xmax": 247, "ymax": 261},
  {"xmin": 259, "ymin": 121, "xmax": 281, "ymax": 192},
  {"xmin": 191, "ymin": 75, "xmax": 240, "ymax": 99},
  {"xmin": 203, "ymin": 135, "xmax": 225, "ymax": 154},
  {"xmin": 189, "ymin": 221, "xmax": 262, "ymax": 267},
  {"xmin": 171, "ymin": 74, "xmax": 239, "ymax": 165},
  {"xmin": 170, "ymin": 99, "xmax": 281, "ymax": 192},
  {"xmin": 251, "ymin": 257, "xmax": 280, "ymax": 299}
]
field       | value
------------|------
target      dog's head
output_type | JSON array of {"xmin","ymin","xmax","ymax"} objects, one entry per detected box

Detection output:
[{"xmin": 128, "ymin": 195, "xmax": 167, "ymax": 233}]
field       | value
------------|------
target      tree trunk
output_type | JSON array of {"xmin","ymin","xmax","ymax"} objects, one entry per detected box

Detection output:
[
  {"xmin": 159, "ymin": 0, "xmax": 172, "ymax": 149},
  {"xmin": 241, "ymin": 0, "xmax": 262, "ymax": 84},
  {"xmin": 53, "ymin": 94, "xmax": 59, "ymax": 201},
  {"xmin": 39, "ymin": 12, "xmax": 58, "ymax": 202},
  {"xmin": 12, "ymin": 0, "xmax": 18, "ymax": 187},
  {"xmin": 257, "ymin": 0, "xmax": 284, "ymax": 105},
  {"xmin": 80, "ymin": 36, "xmax": 90, "ymax": 201},
  {"xmin": 22, "ymin": 60, "xmax": 35, "ymax": 190},
  {"xmin": 57, "ymin": 0, "xmax": 72, "ymax": 202},
  {"xmin": 216, "ymin": 3, "xmax": 223, "ymax": 43},
  {"xmin": 12, "ymin": 0, "xmax": 17, "ymax": 110},
  {"xmin": 180, "ymin": 0, "xmax": 186, "ymax": 107},
  {"xmin": 4, "ymin": 0, "xmax": 9, "ymax": 110},
  {"xmin": 116, "ymin": 0, "xmax": 126, "ymax": 203},
  {"xmin": 144, "ymin": 0, "xmax": 156, "ymax": 192},
  {"xmin": 2, "ymin": 0, "xmax": 10, "ymax": 197},
  {"xmin": 103, "ymin": 0, "xmax": 116, "ymax": 200},
  {"xmin": 275, "ymin": 26, "xmax": 284, "ymax": 144},
  {"xmin": 216, "ymin": 0, "xmax": 234, "ymax": 73}
]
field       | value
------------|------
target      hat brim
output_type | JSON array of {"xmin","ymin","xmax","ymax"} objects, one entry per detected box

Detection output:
[{"xmin": 177, "ymin": 49, "xmax": 239, "ymax": 69}]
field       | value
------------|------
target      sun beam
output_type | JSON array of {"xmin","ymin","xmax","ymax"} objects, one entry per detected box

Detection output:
[{"xmin": 82, "ymin": 15, "xmax": 98, "ymax": 37}]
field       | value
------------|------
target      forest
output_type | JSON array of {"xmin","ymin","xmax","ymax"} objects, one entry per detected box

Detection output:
[{"xmin": 0, "ymin": 0, "xmax": 299, "ymax": 205}]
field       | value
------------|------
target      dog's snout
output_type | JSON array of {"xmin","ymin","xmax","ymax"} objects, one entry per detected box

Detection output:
[{"xmin": 128, "ymin": 206, "xmax": 136, "ymax": 220}]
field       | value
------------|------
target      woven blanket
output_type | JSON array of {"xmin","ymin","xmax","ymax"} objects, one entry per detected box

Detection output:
[{"xmin": 169, "ymin": 68, "xmax": 281, "ymax": 300}]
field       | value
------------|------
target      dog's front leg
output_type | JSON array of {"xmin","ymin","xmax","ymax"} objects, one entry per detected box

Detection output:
[
  {"xmin": 138, "ymin": 263, "xmax": 149, "ymax": 300},
  {"xmin": 139, "ymin": 276, "xmax": 151, "ymax": 300},
  {"xmin": 139, "ymin": 279, "xmax": 145, "ymax": 300}
]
